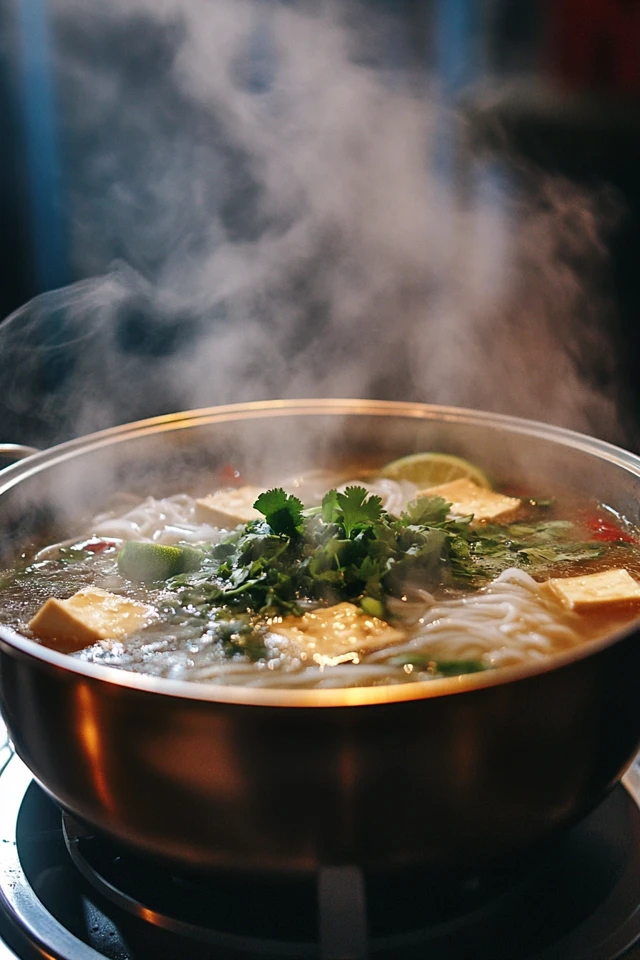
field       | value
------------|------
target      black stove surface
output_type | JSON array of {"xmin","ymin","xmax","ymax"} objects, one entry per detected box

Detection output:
[{"xmin": 1, "ymin": 721, "xmax": 640, "ymax": 960}]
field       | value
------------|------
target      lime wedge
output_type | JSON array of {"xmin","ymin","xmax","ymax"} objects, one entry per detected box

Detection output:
[
  {"xmin": 379, "ymin": 452, "xmax": 490, "ymax": 489},
  {"xmin": 118, "ymin": 542, "xmax": 204, "ymax": 582}
]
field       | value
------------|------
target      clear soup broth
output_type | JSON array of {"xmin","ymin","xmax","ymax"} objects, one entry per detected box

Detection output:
[{"xmin": 2, "ymin": 457, "xmax": 640, "ymax": 689}]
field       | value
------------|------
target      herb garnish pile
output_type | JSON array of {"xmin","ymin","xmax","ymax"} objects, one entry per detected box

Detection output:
[
  {"xmin": 0, "ymin": 485, "xmax": 631, "ymax": 680},
  {"xmin": 168, "ymin": 486, "xmax": 613, "ymax": 623}
]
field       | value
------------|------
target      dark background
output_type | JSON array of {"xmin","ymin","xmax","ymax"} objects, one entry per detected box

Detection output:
[{"xmin": 1, "ymin": 0, "xmax": 639, "ymax": 445}]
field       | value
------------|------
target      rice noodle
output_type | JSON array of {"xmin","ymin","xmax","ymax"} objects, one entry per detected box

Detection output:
[
  {"xmin": 51, "ymin": 480, "xmax": 601, "ymax": 688},
  {"xmin": 91, "ymin": 494, "xmax": 224, "ymax": 545},
  {"xmin": 75, "ymin": 564, "xmax": 585, "ymax": 688},
  {"xmin": 88, "ymin": 473, "xmax": 416, "ymax": 545},
  {"xmin": 367, "ymin": 568, "xmax": 583, "ymax": 672}
]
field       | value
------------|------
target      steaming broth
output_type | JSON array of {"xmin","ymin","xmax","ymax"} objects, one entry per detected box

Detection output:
[{"xmin": 2, "ymin": 466, "xmax": 640, "ymax": 689}]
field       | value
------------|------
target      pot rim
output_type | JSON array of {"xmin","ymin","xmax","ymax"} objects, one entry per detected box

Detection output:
[{"xmin": 1, "ymin": 397, "xmax": 639, "ymax": 708}]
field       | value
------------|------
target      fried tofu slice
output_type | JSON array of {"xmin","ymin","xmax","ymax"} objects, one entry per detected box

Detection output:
[
  {"xmin": 29, "ymin": 587, "xmax": 156, "ymax": 652},
  {"xmin": 546, "ymin": 568, "xmax": 640, "ymax": 611},
  {"xmin": 416, "ymin": 477, "xmax": 520, "ymax": 522},
  {"xmin": 268, "ymin": 602, "xmax": 406, "ymax": 666},
  {"xmin": 194, "ymin": 486, "xmax": 263, "ymax": 528}
]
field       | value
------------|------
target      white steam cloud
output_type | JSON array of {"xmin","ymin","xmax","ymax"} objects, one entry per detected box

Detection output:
[{"xmin": 0, "ymin": 0, "xmax": 627, "ymax": 446}]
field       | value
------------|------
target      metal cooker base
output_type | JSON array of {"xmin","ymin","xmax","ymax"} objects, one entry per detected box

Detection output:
[{"xmin": 0, "ymin": 742, "xmax": 640, "ymax": 959}]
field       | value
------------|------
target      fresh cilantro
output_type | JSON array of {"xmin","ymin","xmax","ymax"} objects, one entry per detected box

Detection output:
[
  {"xmin": 321, "ymin": 489, "xmax": 340, "ymax": 523},
  {"xmin": 335, "ymin": 486, "xmax": 384, "ymax": 537},
  {"xmin": 254, "ymin": 488, "xmax": 304, "ymax": 538},
  {"xmin": 435, "ymin": 659, "xmax": 487, "ymax": 676},
  {"xmin": 452, "ymin": 519, "xmax": 608, "ymax": 585},
  {"xmin": 401, "ymin": 495, "xmax": 451, "ymax": 526},
  {"xmin": 167, "ymin": 487, "xmax": 618, "ymax": 625},
  {"xmin": 390, "ymin": 654, "xmax": 487, "ymax": 676},
  {"xmin": 213, "ymin": 616, "xmax": 267, "ymax": 661}
]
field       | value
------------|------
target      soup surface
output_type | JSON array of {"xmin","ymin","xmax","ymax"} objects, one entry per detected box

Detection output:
[{"xmin": 2, "ymin": 456, "xmax": 640, "ymax": 688}]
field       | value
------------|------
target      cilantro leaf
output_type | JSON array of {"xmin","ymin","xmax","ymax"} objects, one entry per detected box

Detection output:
[
  {"xmin": 335, "ymin": 486, "xmax": 384, "ymax": 537},
  {"xmin": 253, "ymin": 488, "xmax": 304, "ymax": 538},
  {"xmin": 401, "ymin": 496, "xmax": 451, "ymax": 526},
  {"xmin": 390, "ymin": 654, "xmax": 487, "ymax": 676},
  {"xmin": 447, "ymin": 518, "xmax": 609, "ymax": 585},
  {"xmin": 168, "ymin": 484, "xmax": 621, "ymax": 631},
  {"xmin": 321, "ymin": 489, "xmax": 340, "ymax": 524}
]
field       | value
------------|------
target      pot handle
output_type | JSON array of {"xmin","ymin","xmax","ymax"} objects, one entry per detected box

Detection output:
[{"xmin": 0, "ymin": 444, "xmax": 40, "ymax": 467}]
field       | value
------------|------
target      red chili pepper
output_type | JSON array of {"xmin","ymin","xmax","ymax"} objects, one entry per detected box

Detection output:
[
  {"xmin": 219, "ymin": 463, "xmax": 243, "ymax": 485},
  {"xmin": 585, "ymin": 515, "xmax": 636, "ymax": 543},
  {"xmin": 84, "ymin": 539, "xmax": 118, "ymax": 553}
]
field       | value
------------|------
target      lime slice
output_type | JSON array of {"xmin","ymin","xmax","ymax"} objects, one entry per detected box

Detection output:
[
  {"xmin": 118, "ymin": 542, "xmax": 204, "ymax": 582},
  {"xmin": 379, "ymin": 452, "xmax": 490, "ymax": 489}
]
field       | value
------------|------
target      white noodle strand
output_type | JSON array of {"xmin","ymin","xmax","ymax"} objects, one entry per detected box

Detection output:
[{"xmin": 73, "ymin": 488, "xmax": 594, "ymax": 688}]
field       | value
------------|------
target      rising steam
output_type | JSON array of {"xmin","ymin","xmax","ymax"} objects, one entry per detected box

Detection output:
[{"xmin": 0, "ymin": 0, "xmax": 627, "ymax": 446}]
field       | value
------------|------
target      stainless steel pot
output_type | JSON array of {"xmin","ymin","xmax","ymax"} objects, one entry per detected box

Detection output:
[{"xmin": 1, "ymin": 399, "xmax": 640, "ymax": 875}]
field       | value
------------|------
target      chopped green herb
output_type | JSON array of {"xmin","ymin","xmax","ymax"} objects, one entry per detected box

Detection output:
[
  {"xmin": 360, "ymin": 596, "xmax": 386, "ymax": 618},
  {"xmin": 432, "ymin": 659, "xmax": 487, "ymax": 676},
  {"xmin": 254, "ymin": 488, "xmax": 304, "ymax": 538},
  {"xmin": 390, "ymin": 653, "xmax": 487, "ymax": 676},
  {"xmin": 334, "ymin": 486, "xmax": 384, "ymax": 537},
  {"xmin": 165, "ymin": 487, "xmax": 615, "ymax": 624}
]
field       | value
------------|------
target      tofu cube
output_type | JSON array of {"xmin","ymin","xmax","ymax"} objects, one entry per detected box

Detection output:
[
  {"xmin": 29, "ymin": 587, "xmax": 156, "ymax": 652},
  {"xmin": 268, "ymin": 602, "xmax": 406, "ymax": 666},
  {"xmin": 194, "ymin": 486, "xmax": 263, "ymax": 528},
  {"xmin": 417, "ymin": 477, "xmax": 520, "ymax": 522},
  {"xmin": 546, "ymin": 568, "xmax": 640, "ymax": 611}
]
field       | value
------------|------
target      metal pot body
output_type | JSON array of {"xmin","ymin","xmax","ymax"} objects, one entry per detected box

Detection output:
[{"xmin": 1, "ymin": 399, "xmax": 640, "ymax": 874}]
